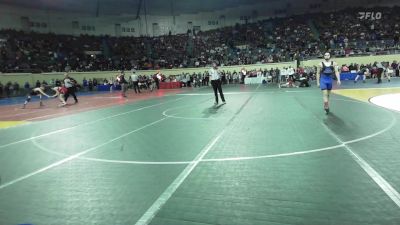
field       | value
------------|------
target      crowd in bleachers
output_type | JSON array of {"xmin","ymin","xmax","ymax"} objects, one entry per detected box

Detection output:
[
  {"xmin": 1, "ymin": 6, "xmax": 400, "ymax": 97},
  {"xmin": 314, "ymin": 7, "xmax": 400, "ymax": 56},
  {"xmin": 2, "ymin": 59, "xmax": 400, "ymax": 98},
  {"xmin": 1, "ymin": 6, "xmax": 400, "ymax": 74}
]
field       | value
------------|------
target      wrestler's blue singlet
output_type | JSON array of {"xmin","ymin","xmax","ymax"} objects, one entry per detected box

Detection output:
[{"xmin": 320, "ymin": 61, "xmax": 334, "ymax": 90}]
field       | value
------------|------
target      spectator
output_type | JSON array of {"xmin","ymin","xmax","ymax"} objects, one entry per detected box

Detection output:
[
  {"xmin": 24, "ymin": 81, "xmax": 30, "ymax": 90},
  {"xmin": 83, "ymin": 77, "xmax": 88, "ymax": 91},
  {"xmin": 88, "ymin": 79, "xmax": 93, "ymax": 91},
  {"xmin": 0, "ymin": 82, "xmax": 3, "ymax": 98}
]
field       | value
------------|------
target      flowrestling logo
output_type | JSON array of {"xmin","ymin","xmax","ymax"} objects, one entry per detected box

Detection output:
[{"xmin": 358, "ymin": 12, "xmax": 382, "ymax": 20}]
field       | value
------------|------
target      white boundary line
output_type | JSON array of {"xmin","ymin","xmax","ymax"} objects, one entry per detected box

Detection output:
[
  {"xmin": 319, "ymin": 119, "xmax": 400, "ymax": 208},
  {"xmin": 343, "ymin": 113, "xmax": 396, "ymax": 145},
  {"xmin": 33, "ymin": 109, "xmax": 395, "ymax": 164},
  {"xmin": 0, "ymin": 97, "xmax": 184, "ymax": 150},
  {"xmin": 27, "ymin": 89, "xmax": 397, "ymax": 165},
  {"xmin": 161, "ymin": 96, "xmax": 223, "ymax": 120},
  {"xmin": 162, "ymin": 106, "xmax": 224, "ymax": 120},
  {"xmin": 202, "ymin": 144, "xmax": 344, "ymax": 162},
  {"xmin": 135, "ymin": 85, "xmax": 260, "ymax": 225},
  {"xmin": 202, "ymin": 110, "xmax": 396, "ymax": 162},
  {"xmin": 1, "ymin": 85, "xmax": 398, "ymax": 221},
  {"xmin": 135, "ymin": 127, "xmax": 225, "ymax": 225},
  {"xmin": 0, "ymin": 117, "xmax": 167, "ymax": 190},
  {"xmin": 347, "ymin": 149, "xmax": 400, "ymax": 207},
  {"xmin": 293, "ymin": 93, "xmax": 400, "ymax": 208},
  {"xmin": 0, "ymin": 95, "xmax": 182, "ymax": 128},
  {"xmin": 31, "ymin": 138, "xmax": 194, "ymax": 165}
]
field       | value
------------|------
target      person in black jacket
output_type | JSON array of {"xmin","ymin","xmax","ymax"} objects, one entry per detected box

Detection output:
[{"xmin": 64, "ymin": 73, "xmax": 78, "ymax": 104}]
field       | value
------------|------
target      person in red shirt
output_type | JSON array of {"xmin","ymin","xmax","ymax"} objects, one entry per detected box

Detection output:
[{"xmin": 51, "ymin": 84, "xmax": 68, "ymax": 107}]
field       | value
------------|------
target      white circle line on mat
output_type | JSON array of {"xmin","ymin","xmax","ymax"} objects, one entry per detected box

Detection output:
[{"xmin": 33, "ymin": 95, "xmax": 396, "ymax": 164}]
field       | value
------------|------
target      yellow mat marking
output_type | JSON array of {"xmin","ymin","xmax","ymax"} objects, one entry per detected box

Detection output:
[
  {"xmin": 333, "ymin": 87, "xmax": 400, "ymax": 102},
  {"xmin": 0, "ymin": 121, "xmax": 28, "ymax": 129}
]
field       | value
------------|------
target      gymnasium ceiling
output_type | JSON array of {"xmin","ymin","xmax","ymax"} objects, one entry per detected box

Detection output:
[{"xmin": 0, "ymin": 0, "xmax": 279, "ymax": 16}]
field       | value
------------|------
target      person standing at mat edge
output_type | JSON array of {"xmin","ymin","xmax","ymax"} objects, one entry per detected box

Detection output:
[
  {"xmin": 209, "ymin": 62, "xmax": 226, "ymax": 106},
  {"xmin": 316, "ymin": 52, "xmax": 340, "ymax": 114},
  {"xmin": 117, "ymin": 71, "xmax": 128, "ymax": 97},
  {"xmin": 63, "ymin": 73, "xmax": 78, "ymax": 104},
  {"xmin": 130, "ymin": 69, "xmax": 141, "ymax": 94}
]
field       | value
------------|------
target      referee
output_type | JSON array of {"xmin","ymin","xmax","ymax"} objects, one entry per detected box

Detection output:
[
  {"xmin": 130, "ymin": 69, "xmax": 141, "ymax": 93},
  {"xmin": 64, "ymin": 73, "xmax": 78, "ymax": 104},
  {"xmin": 376, "ymin": 61, "xmax": 385, "ymax": 84},
  {"xmin": 209, "ymin": 62, "xmax": 226, "ymax": 106}
]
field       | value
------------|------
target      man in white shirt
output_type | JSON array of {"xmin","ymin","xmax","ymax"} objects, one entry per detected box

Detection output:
[
  {"xmin": 130, "ymin": 70, "xmax": 140, "ymax": 93},
  {"xmin": 280, "ymin": 67, "xmax": 288, "ymax": 85},
  {"xmin": 155, "ymin": 71, "xmax": 162, "ymax": 89},
  {"xmin": 63, "ymin": 73, "xmax": 78, "ymax": 104},
  {"xmin": 241, "ymin": 68, "xmax": 247, "ymax": 84},
  {"xmin": 287, "ymin": 66, "xmax": 295, "ymax": 78},
  {"xmin": 209, "ymin": 63, "xmax": 226, "ymax": 105},
  {"xmin": 186, "ymin": 74, "xmax": 191, "ymax": 87}
]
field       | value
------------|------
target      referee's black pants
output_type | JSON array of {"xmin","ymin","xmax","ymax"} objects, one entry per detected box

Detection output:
[
  {"xmin": 211, "ymin": 79, "xmax": 225, "ymax": 103},
  {"xmin": 377, "ymin": 69, "xmax": 383, "ymax": 83},
  {"xmin": 65, "ymin": 87, "xmax": 78, "ymax": 103},
  {"xmin": 133, "ymin": 81, "xmax": 140, "ymax": 93}
]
